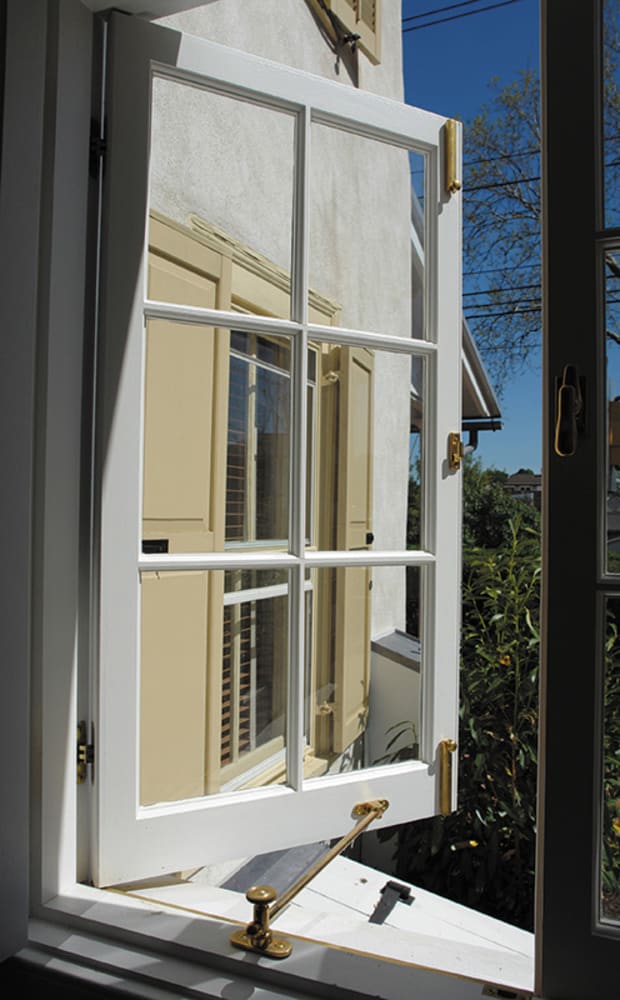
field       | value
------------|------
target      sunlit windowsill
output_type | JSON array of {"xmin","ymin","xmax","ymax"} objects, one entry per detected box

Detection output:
[{"xmin": 30, "ymin": 857, "xmax": 534, "ymax": 999}]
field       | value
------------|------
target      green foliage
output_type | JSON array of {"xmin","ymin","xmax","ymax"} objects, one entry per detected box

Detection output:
[
  {"xmin": 602, "ymin": 606, "xmax": 620, "ymax": 914},
  {"xmin": 387, "ymin": 468, "xmax": 541, "ymax": 930},
  {"xmin": 463, "ymin": 456, "xmax": 539, "ymax": 550}
]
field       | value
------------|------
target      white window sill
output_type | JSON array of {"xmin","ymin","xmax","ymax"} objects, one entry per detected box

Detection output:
[{"xmin": 29, "ymin": 857, "xmax": 534, "ymax": 1000}]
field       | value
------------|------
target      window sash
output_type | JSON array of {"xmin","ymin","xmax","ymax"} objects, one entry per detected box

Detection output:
[{"xmin": 93, "ymin": 10, "xmax": 461, "ymax": 887}]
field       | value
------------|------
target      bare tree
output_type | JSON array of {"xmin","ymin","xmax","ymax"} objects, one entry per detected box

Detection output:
[
  {"xmin": 463, "ymin": 2, "xmax": 620, "ymax": 392},
  {"xmin": 463, "ymin": 70, "xmax": 541, "ymax": 391}
]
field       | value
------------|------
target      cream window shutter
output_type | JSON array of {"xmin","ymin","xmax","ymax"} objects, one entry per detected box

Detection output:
[
  {"xmin": 308, "ymin": 0, "xmax": 382, "ymax": 65},
  {"xmin": 140, "ymin": 220, "xmax": 229, "ymax": 804},
  {"xmin": 332, "ymin": 346, "xmax": 374, "ymax": 752}
]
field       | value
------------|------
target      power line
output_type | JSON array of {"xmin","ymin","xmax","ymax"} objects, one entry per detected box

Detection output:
[
  {"xmin": 465, "ymin": 148, "xmax": 539, "ymax": 168},
  {"xmin": 402, "ymin": 0, "xmax": 524, "ymax": 33},
  {"xmin": 463, "ymin": 282, "xmax": 540, "ymax": 296},
  {"xmin": 410, "ymin": 147, "xmax": 539, "ymax": 174},
  {"xmin": 402, "ymin": 0, "xmax": 491, "ymax": 24},
  {"xmin": 467, "ymin": 174, "xmax": 540, "ymax": 191},
  {"xmin": 463, "ymin": 262, "xmax": 540, "ymax": 276},
  {"xmin": 465, "ymin": 293, "xmax": 541, "ymax": 305},
  {"xmin": 465, "ymin": 306, "xmax": 541, "ymax": 319}
]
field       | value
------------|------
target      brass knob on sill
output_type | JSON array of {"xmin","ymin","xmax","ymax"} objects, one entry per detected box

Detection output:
[{"xmin": 231, "ymin": 884, "xmax": 292, "ymax": 959}]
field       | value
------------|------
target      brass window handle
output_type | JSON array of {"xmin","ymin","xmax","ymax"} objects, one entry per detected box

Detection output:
[
  {"xmin": 554, "ymin": 364, "xmax": 584, "ymax": 457},
  {"xmin": 230, "ymin": 799, "xmax": 389, "ymax": 959}
]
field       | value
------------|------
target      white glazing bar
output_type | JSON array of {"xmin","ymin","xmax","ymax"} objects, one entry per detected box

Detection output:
[
  {"xmin": 305, "ymin": 549, "xmax": 435, "ymax": 567},
  {"xmin": 173, "ymin": 31, "xmax": 445, "ymax": 145},
  {"xmin": 139, "ymin": 552, "xmax": 299, "ymax": 572},
  {"xmin": 306, "ymin": 323, "xmax": 437, "ymax": 355},
  {"xmin": 420, "ymin": 150, "xmax": 439, "ymax": 767},
  {"xmin": 138, "ymin": 549, "xmax": 435, "ymax": 573},
  {"xmin": 287, "ymin": 105, "xmax": 311, "ymax": 792},
  {"xmin": 143, "ymin": 300, "xmax": 301, "ymax": 338}
]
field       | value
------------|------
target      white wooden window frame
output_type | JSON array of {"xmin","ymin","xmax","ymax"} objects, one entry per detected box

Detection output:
[
  {"xmin": 4, "ymin": 1, "xmax": 619, "ymax": 997},
  {"xmin": 0, "ymin": 4, "xmax": 513, "ymax": 998},
  {"xmin": 95, "ymin": 13, "xmax": 461, "ymax": 886}
]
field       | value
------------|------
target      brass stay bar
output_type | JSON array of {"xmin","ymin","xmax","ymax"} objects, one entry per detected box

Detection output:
[{"xmin": 230, "ymin": 798, "xmax": 389, "ymax": 959}]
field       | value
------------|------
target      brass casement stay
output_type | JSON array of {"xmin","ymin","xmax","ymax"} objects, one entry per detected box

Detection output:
[
  {"xmin": 439, "ymin": 738, "xmax": 457, "ymax": 817},
  {"xmin": 444, "ymin": 118, "xmax": 462, "ymax": 196},
  {"xmin": 77, "ymin": 720, "xmax": 95, "ymax": 784},
  {"xmin": 448, "ymin": 431, "xmax": 464, "ymax": 471},
  {"xmin": 230, "ymin": 799, "xmax": 389, "ymax": 959}
]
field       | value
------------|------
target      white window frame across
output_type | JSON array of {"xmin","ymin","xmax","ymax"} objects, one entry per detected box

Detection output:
[{"xmin": 95, "ymin": 12, "xmax": 462, "ymax": 887}]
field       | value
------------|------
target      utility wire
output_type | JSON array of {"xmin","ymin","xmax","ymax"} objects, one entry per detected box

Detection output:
[
  {"xmin": 464, "ymin": 262, "xmax": 540, "ymax": 275},
  {"xmin": 467, "ymin": 174, "xmax": 540, "ymax": 191},
  {"xmin": 463, "ymin": 282, "xmax": 541, "ymax": 296},
  {"xmin": 410, "ymin": 147, "xmax": 539, "ymax": 174},
  {"xmin": 465, "ymin": 306, "xmax": 541, "ymax": 319},
  {"xmin": 402, "ymin": 0, "xmax": 523, "ymax": 32},
  {"xmin": 402, "ymin": 0, "xmax": 494, "ymax": 24}
]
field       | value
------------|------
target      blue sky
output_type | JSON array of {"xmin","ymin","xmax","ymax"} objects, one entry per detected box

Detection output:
[{"xmin": 401, "ymin": 0, "xmax": 541, "ymax": 473}]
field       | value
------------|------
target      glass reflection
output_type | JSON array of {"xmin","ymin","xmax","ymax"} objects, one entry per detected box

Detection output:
[
  {"xmin": 149, "ymin": 76, "xmax": 294, "ymax": 316},
  {"xmin": 310, "ymin": 123, "xmax": 423, "ymax": 339},
  {"xmin": 312, "ymin": 343, "xmax": 424, "ymax": 552},
  {"xmin": 139, "ymin": 569, "xmax": 288, "ymax": 805},
  {"xmin": 306, "ymin": 566, "xmax": 422, "ymax": 779}
]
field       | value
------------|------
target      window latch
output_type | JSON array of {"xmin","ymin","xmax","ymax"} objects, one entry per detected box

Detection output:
[
  {"xmin": 448, "ymin": 431, "xmax": 464, "ymax": 471},
  {"xmin": 554, "ymin": 364, "xmax": 584, "ymax": 457}
]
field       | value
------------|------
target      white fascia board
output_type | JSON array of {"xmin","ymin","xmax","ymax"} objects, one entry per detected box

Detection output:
[{"xmin": 462, "ymin": 319, "xmax": 501, "ymax": 420}]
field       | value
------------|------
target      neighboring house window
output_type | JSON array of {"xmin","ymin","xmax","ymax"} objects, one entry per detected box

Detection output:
[{"xmin": 306, "ymin": 0, "xmax": 382, "ymax": 64}]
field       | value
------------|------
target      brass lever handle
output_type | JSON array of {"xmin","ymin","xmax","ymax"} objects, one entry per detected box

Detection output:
[{"xmin": 554, "ymin": 364, "xmax": 584, "ymax": 457}]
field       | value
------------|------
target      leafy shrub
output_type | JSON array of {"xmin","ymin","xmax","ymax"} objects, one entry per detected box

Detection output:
[
  {"xmin": 383, "ymin": 492, "xmax": 541, "ymax": 931},
  {"xmin": 602, "ymin": 607, "xmax": 620, "ymax": 916}
]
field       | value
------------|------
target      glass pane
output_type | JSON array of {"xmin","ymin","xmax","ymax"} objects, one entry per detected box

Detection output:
[
  {"xmin": 148, "ymin": 76, "xmax": 294, "ymax": 317},
  {"xmin": 309, "ymin": 123, "xmax": 425, "ymax": 339},
  {"xmin": 605, "ymin": 253, "xmax": 620, "ymax": 570},
  {"xmin": 139, "ymin": 569, "xmax": 288, "ymax": 806},
  {"xmin": 310, "ymin": 343, "xmax": 425, "ymax": 552},
  {"xmin": 305, "ymin": 565, "xmax": 423, "ymax": 778},
  {"xmin": 603, "ymin": 1, "xmax": 620, "ymax": 228},
  {"xmin": 141, "ymin": 325, "xmax": 293, "ymax": 553},
  {"xmin": 601, "ymin": 596, "xmax": 620, "ymax": 921}
]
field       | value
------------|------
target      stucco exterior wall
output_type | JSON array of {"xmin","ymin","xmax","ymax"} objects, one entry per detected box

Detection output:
[{"xmin": 150, "ymin": 0, "xmax": 413, "ymax": 639}]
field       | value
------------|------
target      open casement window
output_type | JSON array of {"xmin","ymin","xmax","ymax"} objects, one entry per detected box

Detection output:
[
  {"xmin": 96, "ymin": 12, "xmax": 461, "ymax": 887},
  {"xmin": 306, "ymin": 0, "xmax": 381, "ymax": 64}
]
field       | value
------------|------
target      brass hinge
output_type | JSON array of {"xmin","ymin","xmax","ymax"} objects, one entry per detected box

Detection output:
[
  {"xmin": 444, "ymin": 118, "xmax": 462, "ymax": 196},
  {"xmin": 439, "ymin": 738, "xmax": 457, "ymax": 816},
  {"xmin": 77, "ymin": 720, "xmax": 95, "ymax": 784},
  {"xmin": 448, "ymin": 431, "xmax": 464, "ymax": 471}
]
